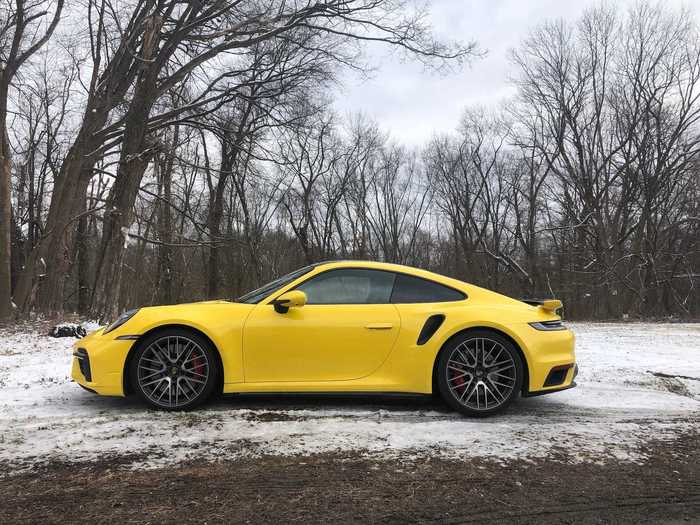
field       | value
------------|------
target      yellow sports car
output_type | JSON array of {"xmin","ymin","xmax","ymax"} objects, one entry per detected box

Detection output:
[{"xmin": 72, "ymin": 260, "xmax": 577, "ymax": 416}]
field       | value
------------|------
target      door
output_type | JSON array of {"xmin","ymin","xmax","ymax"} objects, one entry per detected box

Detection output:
[{"xmin": 242, "ymin": 268, "xmax": 401, "ymax": 382}]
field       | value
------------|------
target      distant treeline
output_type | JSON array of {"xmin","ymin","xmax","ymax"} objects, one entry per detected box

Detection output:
[{"xmin": 1, "ymin": 1, "xmax": 697, "ymax": 320}]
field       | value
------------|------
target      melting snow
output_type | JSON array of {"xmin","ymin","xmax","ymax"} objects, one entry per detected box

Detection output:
[{"xmin": 0, "ymin": 322, "xmax": 698, "ymax": 471}]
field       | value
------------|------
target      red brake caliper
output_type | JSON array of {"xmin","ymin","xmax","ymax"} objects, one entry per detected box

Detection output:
[
  {"xmin": 451, "ymin": 370, "xmax": 465, "ymax": 394},
  {"xmin": 192, "ymin": 355, "xmax": 204, "ymax": 379}
]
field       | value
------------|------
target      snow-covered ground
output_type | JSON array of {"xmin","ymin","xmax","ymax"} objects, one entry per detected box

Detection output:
[{"xmin": 0, "ymin": 322, "xmax": 698, "ymax": 471}]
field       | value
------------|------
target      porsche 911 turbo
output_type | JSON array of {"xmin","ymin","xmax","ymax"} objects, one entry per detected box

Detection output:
[{"xmin": 72, "ymin": 260, "xmax": 577, "ymax": 416}]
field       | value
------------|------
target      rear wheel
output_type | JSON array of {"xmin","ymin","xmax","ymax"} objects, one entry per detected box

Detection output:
[
  {"xmin": 130, "ymin": 329, "xmax": 219, "ymax": 410},
  {"xmin": 437, "ymin": 330, "xmax": 524, "ymax": 416}
]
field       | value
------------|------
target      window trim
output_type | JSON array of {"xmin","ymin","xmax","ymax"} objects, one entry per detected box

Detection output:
[{"xmin": 269, "ymin": 266, "xmax": 467, "ymax": 306}]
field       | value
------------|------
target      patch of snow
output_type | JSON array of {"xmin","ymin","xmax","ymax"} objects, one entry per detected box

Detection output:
[
  {"xmin": 82, "ymin": 320, "xmax": 103, "ymax": 333},
  {"xmin": 572, "ymin": 322, "xmax": 700, "ymax": 400},
  {"xmin": 0, "ymin": 322, "xmax": 697, "ymax": 472}
]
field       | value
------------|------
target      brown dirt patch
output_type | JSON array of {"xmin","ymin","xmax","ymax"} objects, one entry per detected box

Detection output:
[{"xmin": 2, "ymin": 431, "xmax": 699, "ymax": 524}]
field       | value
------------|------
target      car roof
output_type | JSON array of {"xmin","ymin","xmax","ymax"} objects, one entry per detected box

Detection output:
[{"xmin": 311, "ymin": 260, "xmax": 470, "ymax": 291}]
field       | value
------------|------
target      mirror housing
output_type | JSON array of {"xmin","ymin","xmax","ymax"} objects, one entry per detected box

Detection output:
[{"xmin": 273, "ymin": 290, "xmax": 307, "ymax": 313}]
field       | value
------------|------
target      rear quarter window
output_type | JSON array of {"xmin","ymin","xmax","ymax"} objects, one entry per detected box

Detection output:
[{"xmin": 391, "ymin": 273, "xmax": 466, "ymax": 303}]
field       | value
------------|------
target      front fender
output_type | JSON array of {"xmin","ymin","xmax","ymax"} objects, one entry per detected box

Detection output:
[{"xmin": 111, "ymin": 302, "xmax": 255, "ymax": 385}]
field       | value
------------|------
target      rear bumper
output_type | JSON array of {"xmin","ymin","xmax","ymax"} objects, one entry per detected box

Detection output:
[
  {"xmin": 517, "ymin": 326, "xmax": 577, "ymax": 395},
  {"xmin": 523, "ymin": 381, "xmax": 577, "ymax": 397},
  {"xmin": 524, "ymin": 364, "xmax": 579, "ymax": 397}
]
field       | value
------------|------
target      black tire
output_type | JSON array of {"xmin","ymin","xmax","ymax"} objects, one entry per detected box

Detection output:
[
  {"xmin": 129, "ymin": 328, "xmax": 220, "ymax": 411},
  {"xmin": 437, "ymin": 329, "xmax": 524, "ymax": 417}
]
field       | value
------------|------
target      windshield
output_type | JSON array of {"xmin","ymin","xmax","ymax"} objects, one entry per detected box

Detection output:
[{"xmin": 236, "ymin": 264, "xmax": 316, "ymax": 304}]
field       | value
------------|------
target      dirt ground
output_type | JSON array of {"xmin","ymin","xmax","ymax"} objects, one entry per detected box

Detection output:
[
  {"xmin": 2, "ymin": 431, "xmax": 698, "ymax": 524},
  {"xmin": 2, "ymin": 322, "xmax": 699, "ymax": 523}
]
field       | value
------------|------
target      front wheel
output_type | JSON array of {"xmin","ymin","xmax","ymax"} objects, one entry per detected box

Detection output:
[
  {"xmin": 437, "ymin": 330, "xmax": 524, "ymax": 417},
  {"xmin": 130, "ymin": 329, "xmax": 220, "ymax": 410}
]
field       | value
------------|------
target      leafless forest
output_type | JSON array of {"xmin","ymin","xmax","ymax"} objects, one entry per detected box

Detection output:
[{"xmin": 0, "ymin": 0, "xmax": 698, "ymax": 321}]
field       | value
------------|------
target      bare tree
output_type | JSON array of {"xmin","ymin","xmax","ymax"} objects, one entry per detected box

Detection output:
[
  {"xmin": 0, "ymin": 0, "xmax": 63, "ymax": 319},
  {"xmin": 6, "ymin": 0, "xmax": 474, "ymax": 319},
  {"xmin": 367, "ymin": 144, "xmax": 431, "ymax": 264},
  {"xmin": 4, "ymin": 0, "xmax": 698, "ymax": 322},
  {"xmin": 509, "ymin": 2, "xmax": 700, "ymax": 317}
]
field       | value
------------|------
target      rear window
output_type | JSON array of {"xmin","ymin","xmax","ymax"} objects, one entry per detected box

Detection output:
[{"xmin": 391, "ymin": 273, "xmax": 465, "ymax": 303}]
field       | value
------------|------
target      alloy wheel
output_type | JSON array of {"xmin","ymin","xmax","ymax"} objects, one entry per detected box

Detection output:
[
  {"xmin": 136, "ymin": 335, "xmax": 210, "ymax": 408},
  {"xmin": 445, "ymin": 337, "xmax": 517, "ymax": 411}
]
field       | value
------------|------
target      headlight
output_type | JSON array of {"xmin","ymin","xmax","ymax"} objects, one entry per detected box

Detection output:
[
  {"xmin": 529, "ymin": 320, "xmax": 566, "ymax": 331},
  {"xmin": 103, "ymin": 309, "xmax": 140, "ymax": 334}
]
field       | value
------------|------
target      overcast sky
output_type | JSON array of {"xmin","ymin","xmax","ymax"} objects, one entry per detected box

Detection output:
[{"xmin": 332, "ymin": 0, "xmax": 695, "ymax": 146}]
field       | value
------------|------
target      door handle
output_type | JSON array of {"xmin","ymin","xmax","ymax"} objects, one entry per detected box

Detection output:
[{"xmin": 365, "ymin": 323, "xmax": 393, "ymax": 330}]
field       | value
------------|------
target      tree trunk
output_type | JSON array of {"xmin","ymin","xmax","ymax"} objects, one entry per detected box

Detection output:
[
  {"xmin": 206, "ymin": 142, "xmax": 234, "ymax": 298},
  {"xmin": 156, "ymin": 153, "xmax": 174, "ymax": 304},
  {"xmin": 0, "ymin": 92, "xmax": 12, "ymax": 319},
  {"xmin": 12, "ymin": 119, "xmax": 105, "ymax": 314},
  {"xmin": 76, "ymin": 193, "xmax": 91, "ymax": 314},
  {"xmin": 90, "ymin": 15, "xmax": 163, "ymax": 320}
]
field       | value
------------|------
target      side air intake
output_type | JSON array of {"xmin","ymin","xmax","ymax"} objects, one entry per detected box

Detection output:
[{"xmin": 416, "ymin": 314, "xmax": 445, "ymax": 345}]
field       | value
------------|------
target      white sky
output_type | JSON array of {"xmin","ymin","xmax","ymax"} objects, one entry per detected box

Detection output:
[{"xmin": 332, "ymin": 0, "xmax": 696, "ymax": 146}]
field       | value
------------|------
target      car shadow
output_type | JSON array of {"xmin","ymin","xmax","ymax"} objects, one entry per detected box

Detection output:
[
  {"xmin": 69, "ymin": 384, "xmax": 565, "ymax": 418},
  {"xmin": 211, "ymin": 392, "xmax": 452, "ymax": 413}
]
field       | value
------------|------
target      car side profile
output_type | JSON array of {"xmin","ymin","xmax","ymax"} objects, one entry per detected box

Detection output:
[{"xmin": 71, "ymin": 260, "xmax": 577, "ymax": 416}]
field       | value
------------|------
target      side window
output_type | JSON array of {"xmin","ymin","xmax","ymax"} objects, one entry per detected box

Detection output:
[
  {"xmin": 391, "ymin": 273, "xmax": 465, "ymax": 303},
  {"xmin": 297, "ymin": 269, "xmax": 396, "ymax": 304}
]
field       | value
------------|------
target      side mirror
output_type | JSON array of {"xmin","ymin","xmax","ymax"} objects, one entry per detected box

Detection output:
[{"xmin": 272, "ymin": 290, "xmax": 307, "ymax": 313}]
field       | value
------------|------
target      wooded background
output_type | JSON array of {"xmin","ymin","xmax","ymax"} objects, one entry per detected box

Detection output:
[{"xmin": 0, "ymin": 0, "xmax": 698, "ymax": 321}]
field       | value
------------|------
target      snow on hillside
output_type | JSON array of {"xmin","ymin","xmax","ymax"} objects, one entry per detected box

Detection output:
[{"xmin": 0, "ymin": 322, "xmax": 698, "ymax": 472}]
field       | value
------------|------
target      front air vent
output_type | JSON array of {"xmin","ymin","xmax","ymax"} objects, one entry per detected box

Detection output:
[
  {"xmin": 416, "ymin": 314, "xmax": 445, "ymax": 345},
  {"xmin": 73, "ymin": 348, "xmax": 92, "ymax": 382}
]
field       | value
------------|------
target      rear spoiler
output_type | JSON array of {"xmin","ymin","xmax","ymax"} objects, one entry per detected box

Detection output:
[{"xmin": 520, "ymin": 299, "xmax": 563, "ymax": 313}]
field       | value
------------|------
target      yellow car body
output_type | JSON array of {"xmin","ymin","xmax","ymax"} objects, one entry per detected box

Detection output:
[{"xmin": 72, "ymin": 261, "xmax": 576, "ymax": 412}]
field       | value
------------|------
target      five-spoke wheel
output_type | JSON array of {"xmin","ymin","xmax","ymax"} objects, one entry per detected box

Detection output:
[
  {"xmin": 130, "ymin": 329, "xmax": 219, "ymax": 410},
  {"xmin": 437, "ymin": 330, "xmax": 523, "ymax": 416}
]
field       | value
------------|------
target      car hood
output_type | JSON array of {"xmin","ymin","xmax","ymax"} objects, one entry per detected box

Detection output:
[
  {"xmin": 137, "ymin": 299, "xmax": 250, "ymax": 316},
  {"xmin": 139, "ymin": 299, "xmax": 236, "ymax": 310}
]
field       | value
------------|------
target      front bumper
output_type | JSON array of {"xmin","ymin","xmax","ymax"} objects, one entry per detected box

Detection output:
[
  {"xmin": 73, "ymin": 348, "xmax": 92, "ymax": 381},
  {"xmin": 71, "ymin": 329, "xmax": 135, "ymax": 396}
]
